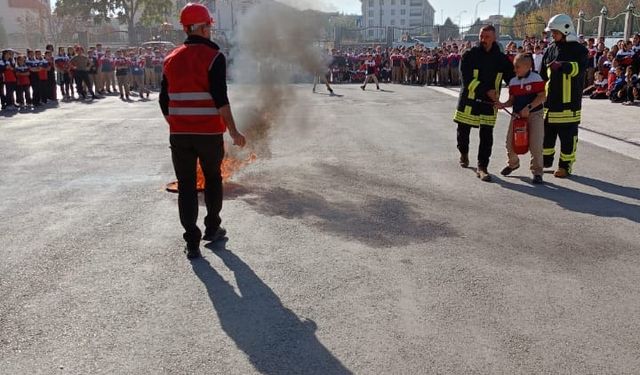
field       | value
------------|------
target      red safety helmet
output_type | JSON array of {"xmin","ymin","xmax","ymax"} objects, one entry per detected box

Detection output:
[{"xmin": 180, "ymin": 3, "xmax": 214, "ymax": 27}]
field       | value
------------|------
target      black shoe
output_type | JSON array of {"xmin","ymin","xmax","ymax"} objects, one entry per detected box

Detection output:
[
  {"xmin": 532, "ymin": 175, "xmax": 544, "ymax": 184},
  {"xmin": 203, "ymin": 227, "xmax": 227, "ymax": 242},
  {"xmin": 184, "ymin": 245, "xmax": 202, "ymax": 260},
  {"xmin": 500, "ymin": 165, "xmax": 519, "ymax": 176}
]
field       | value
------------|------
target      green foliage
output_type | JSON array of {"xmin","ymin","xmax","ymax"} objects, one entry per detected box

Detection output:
[{"xmin": 55, "ymin": 0, "xmax": 173, "ymax": 44}]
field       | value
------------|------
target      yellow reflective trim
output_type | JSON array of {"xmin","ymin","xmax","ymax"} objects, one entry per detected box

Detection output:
[
  {"xmin": 563, "ymin": 73, "xmax": 572, "ymax": 103},
  {"xmin": 545, "ymin": 68, "xmax": 551, "ymax": 96},
  {"xmin": 467, "ymin": 69, "xmax": 480, "ymax": 100},
  {"xmin": 454, "ymin": 105, "xmax": 481, "ymax": 126},
  {"xmin": 494, "ymin": 72, "xmax": 503, "ymax": 92},
  {"xmin": 569, "ymin": 62, "xmax": 579, "ymax": 78},
  {"xmin": 543, "ymin": 148, "xmax": 556, "ymax": 156},
  {"xmin": 546, "ymin": 110, "xmax": 582, "ymax": 124}
]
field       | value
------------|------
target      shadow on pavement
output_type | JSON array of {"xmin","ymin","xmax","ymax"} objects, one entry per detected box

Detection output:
[
  {"xmin": 239, "ymin": 187, "xmax": 456, "ymax": 248},
  {"xmin": 570, "ymin": 175, "xmax": 640, "ymax": 202},
  {"xmin": 496, "ymin": 177, "xmax": 640, "ymax": 223},
  {"xmin": 192, "ymin": 245, "xmax": 352, "ymax": 375}
]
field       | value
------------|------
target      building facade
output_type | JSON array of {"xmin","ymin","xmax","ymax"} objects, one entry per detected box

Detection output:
[
  {"xmin": 0, "ymin": 0, "xmax": 50, "ymax": 37},
  {"xmin": 360, "ymin": 0, "xmax": 435, "ymax": 31}
]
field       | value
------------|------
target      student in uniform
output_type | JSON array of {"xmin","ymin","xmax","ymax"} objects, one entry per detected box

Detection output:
[
  {"xmin": 360, "ymin": 54, "xmax": 380, "ymax": 91},
  {"xmin": 115, "ymin": 49, "xmax": 131, "ymax": 100},
  {"xmin": 15, "ymin": 55, "xmax": 33, "ymax": 109},
  {"xmin": 1, "ymin": 49, "xmax": 17, "ymax": 110}
]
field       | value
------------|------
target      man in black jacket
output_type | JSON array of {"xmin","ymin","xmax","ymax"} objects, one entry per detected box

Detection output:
[
  {"xmin": 453, "ymin": 25, "xmax": 514, "ymax": 182},
  {"xmin": 540, "ymin": 14, "xmax": 588, "ymax": 178}
]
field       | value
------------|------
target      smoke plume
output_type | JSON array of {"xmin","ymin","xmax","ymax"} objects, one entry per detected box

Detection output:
[{"xmin": 226, "ymin": 0, "xmax": 328, "ymax": 158}]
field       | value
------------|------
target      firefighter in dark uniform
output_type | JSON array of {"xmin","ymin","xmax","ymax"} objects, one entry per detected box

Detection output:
[
  {"xmin": 454, "ymin": 25, "xmax": 514, "ymax": 182},
  {"xmin": 160, "ymin": 3, "xmax": 246, "ymax": 260},
  {"xmin": 540, "ymin": 14, "xmax": 588, "ymax": 178}
]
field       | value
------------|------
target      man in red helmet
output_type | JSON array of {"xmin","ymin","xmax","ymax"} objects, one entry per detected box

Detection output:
[{"xmin": 160, "ymin": 3, "xmax": 246, "ymax": 260}]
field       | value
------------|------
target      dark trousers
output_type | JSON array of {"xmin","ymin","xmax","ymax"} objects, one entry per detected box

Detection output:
[
  {"xmin": 74, "ymin": 71, "xmax": 94, "ymax": 98},
  {"xmin": 3, "ymin": 82, "xmax": 16, "ymax": 107},
  {"xmin": 170, "ymin": 134, "xmax": 225, "ymax": 246},
  {"xmin": 48, "ymin": 71, "xmax": 57, "ymax": 101},
  {"xmin": 0, "ymin": 81, "xmax": 5, "ymax": 107},
  {"xmin": 30, "ymin": 74, "xmax": 42, "ymax": 105},
  {"xmin": 543, "ymin": 122, "xmax": 579, "ymax": 173},
  {"xmin": 457, "ymin": 123, "xmax": 494, "ymax": 168},
  {"xmin": 16, "ymin": 85, "xmax": 32, "ymax": 105}
]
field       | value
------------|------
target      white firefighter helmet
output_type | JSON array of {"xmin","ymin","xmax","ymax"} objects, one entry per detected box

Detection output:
[{"xmin": 545, "ymin": 14, "xmax": 578, "ymax": 42}]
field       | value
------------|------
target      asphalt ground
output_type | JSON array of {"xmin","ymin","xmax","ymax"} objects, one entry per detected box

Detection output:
[{"xmin": 1, "ymin": 85, "xmax": 639, "ymax": 374}]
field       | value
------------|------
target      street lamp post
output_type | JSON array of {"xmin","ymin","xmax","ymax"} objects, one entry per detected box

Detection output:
[
  {"xmin": 474, "ymin": 0, "xmax": 486, "ymax": 24},
  {"xmin": 457, "ymin": 10, "xmax": 467, "ymax": 35}
]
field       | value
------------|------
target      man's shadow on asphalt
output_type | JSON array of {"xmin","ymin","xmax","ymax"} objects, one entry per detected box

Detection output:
[
  {"xmin": 191, "ymin": 243, "xmax": 352, "ymax": 375},
  {"xmin": 496, "ymin": 176, "xmax": 640, "ymax": 223}
]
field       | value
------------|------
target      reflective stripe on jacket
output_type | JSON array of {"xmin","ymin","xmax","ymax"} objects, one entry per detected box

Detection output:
[{"xmin": 163, "ymin": 44, "xmax": 226, "ymax": 135}]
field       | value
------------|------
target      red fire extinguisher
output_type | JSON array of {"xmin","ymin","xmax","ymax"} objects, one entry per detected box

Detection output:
[{"xmin": 512, "ymin": 116, "xmax": 529, "ymax": 155}]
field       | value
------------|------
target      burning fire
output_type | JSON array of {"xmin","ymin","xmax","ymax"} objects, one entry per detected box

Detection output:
[{"xmin": 166, "ymin": 151, "xmax": 256, "ymax": 193}]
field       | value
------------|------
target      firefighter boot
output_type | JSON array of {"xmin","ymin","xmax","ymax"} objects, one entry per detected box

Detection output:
[
  {"xmin": 477, "ymin": 167, "xmax": 492, "ymax": 182},
  {"xmin": 459, "ymin": 153, "xmax": 469, "ymax": 168},
  {"xmin": 554, "ymin": 168, "xmax": 570, "ymax": 178}
]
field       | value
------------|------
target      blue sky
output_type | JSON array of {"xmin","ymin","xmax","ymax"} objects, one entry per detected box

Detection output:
[{"xmin": 330, "ymin": 0, "xmax": 522, "ymax": 26}]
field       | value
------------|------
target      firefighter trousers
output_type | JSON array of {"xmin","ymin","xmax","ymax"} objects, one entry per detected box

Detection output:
[
  {"xmin": 170, "ymin": 134, "xmax": 225, "ymax": 247},
  {"xmin": 457, "ymin": 123, "xmax": 494, "ymax": 169},
  {"xmin": 543, "ymin": 122, "xmax": 579, "ymax": 173}
]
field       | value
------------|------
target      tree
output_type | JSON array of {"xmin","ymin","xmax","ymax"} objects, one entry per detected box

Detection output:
[{"xmin": 55, "ymin": 0, "xmax": 172, "ymax": 45}]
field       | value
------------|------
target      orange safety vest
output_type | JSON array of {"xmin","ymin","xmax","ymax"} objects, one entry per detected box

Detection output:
[{"xmin": 163, "ymin": 43, "xmax": 226, "ymax": 135}]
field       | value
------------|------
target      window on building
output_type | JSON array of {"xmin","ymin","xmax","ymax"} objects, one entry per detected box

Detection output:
[
  {"xmin": 368, "ymin": 10, "xmax": 374, "ymax": 17},
  {"xmin": 369, "ymin": 0, "xmax": 374, "ymax": 7},
  {"xmin": 401, "ymin": 0, "xmax": 406, "ymax": 5},
  {"xmin": 391, "ymin": 0, "xmax": 396, "ymax": 4},
  {"xmin": 379, "ymin": 0, "xmax": 384, "ymax": 5},
  {"xmin": 391, "ymin": 19, "xmax": 396, "ymax": 25},
  {"xmin": 400, "ymin": 9, "xmax": 406, "ymax": 15},
  {"xmin": 391, "ymin": 9, "xmax": 396, "ymax": 15},
  {"xmin": 400, "ymin": 19, "xmax": 406, "ymax": 25}
]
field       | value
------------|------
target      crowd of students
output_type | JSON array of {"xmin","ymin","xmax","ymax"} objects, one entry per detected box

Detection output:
[
  {"xmin": 327, "ymin": 42, "xmax": 466, "ymax": 87},
  {"xmin": 579, "ymin": 35, "xmax": 640, "ymax": 105},
  {"xmin": 326, "ymin": 33, "xmax": 640, "ymax": 105},
  {"xmin": 0, "ymin": 44, "xmax": 170, "ymax": 112}
]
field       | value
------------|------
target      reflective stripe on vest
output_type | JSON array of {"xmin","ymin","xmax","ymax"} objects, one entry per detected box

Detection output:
[
  {"xmin": 168, "ymin": 107, "xmax": 219, "ymax": 116},
  {"xmin": 164, "ymin": 43, "xmax": 226, "ymax": 134}
]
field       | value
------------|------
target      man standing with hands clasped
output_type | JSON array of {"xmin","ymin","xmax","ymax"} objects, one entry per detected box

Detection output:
[
  {"xmin": 453, "ymin": 25, "xmax": 514, "ymax": 182},
  {"xmin": 160, "ymin": 3, "xmax": 246, "ymax": 260}
]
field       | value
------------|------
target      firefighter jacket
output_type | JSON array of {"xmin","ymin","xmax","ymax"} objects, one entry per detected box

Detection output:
[
  {"xmin": 161, "ymin": 36, "xmax": 227, "ymax": 135},
  {"xmin": 454, "ymin": 42, "xmax": 514, "ymax": 127},
  {"xmin": 540, "ymin": 41, "xmax": 588, "ymax": 126}
]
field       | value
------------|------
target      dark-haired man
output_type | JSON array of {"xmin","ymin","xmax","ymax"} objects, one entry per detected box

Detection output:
[{"xmin": 453, "ymin": 25, "xmax": 514, "ymax": 182}]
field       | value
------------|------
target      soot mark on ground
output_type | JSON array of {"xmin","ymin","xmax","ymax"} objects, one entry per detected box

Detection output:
[{"xmin": 240, "ymin": 187, "xmax": 456, "ymax": 248}]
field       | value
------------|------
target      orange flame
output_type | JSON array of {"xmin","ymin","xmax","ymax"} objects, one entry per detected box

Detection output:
[
  {"xmin": 221, "ymin": 153, "xmax": 257, "ymax": 182},
  {"xmin": 166, "ymin": 154, "xmax": 256, "ymax": 193}
]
